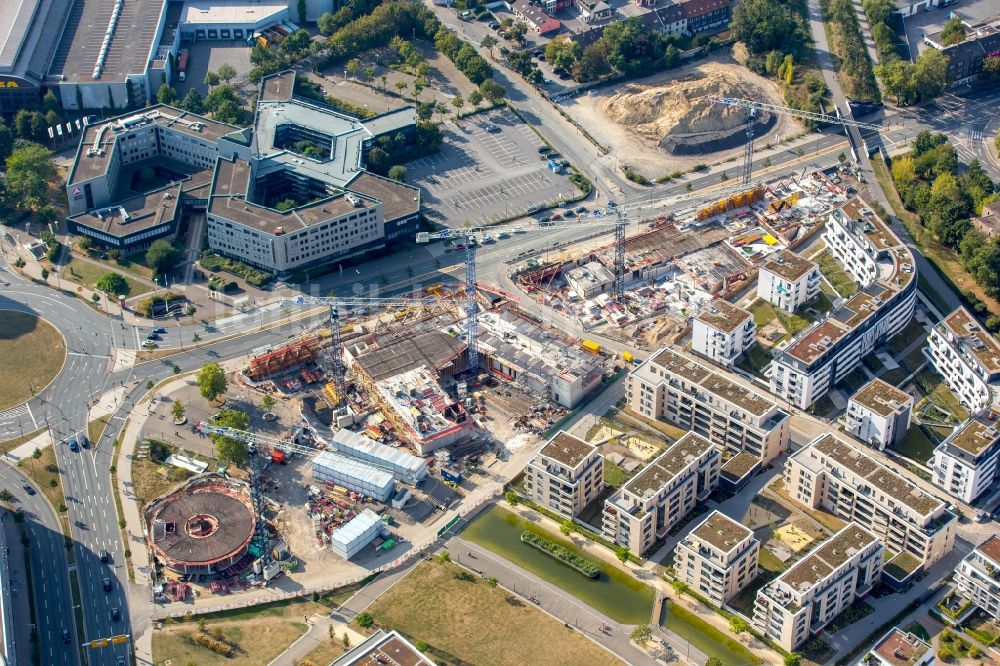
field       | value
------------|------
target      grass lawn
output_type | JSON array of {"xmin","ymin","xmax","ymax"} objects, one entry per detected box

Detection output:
[
  {"xmin": 741, "ymin": 345, "xmax": 774, "ymax": 375},
  {"xmin": 661, "ymin": 600, "xmax": 762, "ymax": 665},
  {"xmin": 298, "ymin": 640, "xmax": 347, "ymax": 666},
  {"xmin": 0, "ymin": 311, "xmax": 67, "ymax": 410},
  {"xmin": 825, "ymin": 601, "xmax": 874, "ymax": 633},
  {"xmin": 758, "ymin": 547, "xmax": 789, "ymax": 575},
  {"xmin": 132, "ymin": 449, "xmax": 189, "ymax": 507},
  {"xmin": 0, "ymin": 427, "xmax": 45, "ymax": 455},
  {"xmin": 815, "ymin": 252, "xmax": 859, "ymax": 298},
  {"xmin": 750, "ymin": 300, "xmax": 778, "ymax": 327},
  {"xmin": 361, "ymin": 561, "xmax": 625, "ymax": 666},
  {"xmin": 154, "ymin": 620, "xmax": 308, "ymax": 665},
  {"xmin": 619, "ymin": 408, "xmax": 687, "ymax": 441},
  {"xmin": 894, "ymin": 426, "xmax": 936, "ymax": 463},
  {"xmin": 604, "ymin": 459, "xmax": 629, "ymax": 488},
  {"xmin": 812, "ymin": 291, "xmax": 835, "ymax": 315},
  {"xmin": 730, "ymin": 572, "xmax": 775, "ymax": 617},
  {"xmin": 750, "ymin": 300, "xmax": 812, "ymax": 339},
  {"xmin": 800, "ymin": 636, "xmax": 836, "ymax": 666},
  {"xmin": 63, "ymin": 257, "xmax": 154, "ymax": 297},
  {"xmin": 805, "ymin": 508, "xmax": 846, "ymax": 533},
  {"xmin": 79, "ymin": 250, "xmax": 155, "ymax": 281},
  {"xmin": 18, "ymin": 446, "xmax": 69, "ymax": 525},
  {"xmin": 873, "ymin": 156, "xmax": 1000, "ymax": 316},
  {"xmin": 88, "ymin": 416, "xmax": 111, "ymax": 446},
  {"xmin": 915, "ymin": 370, "xmax": 969, "ymax": 422},
  {"xmin": 905, "ymin": 622, "xmax": 930, "ymax": 641}
]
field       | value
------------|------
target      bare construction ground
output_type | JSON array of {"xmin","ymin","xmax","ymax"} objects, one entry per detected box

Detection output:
[{"xmin": 561, "ymin": 56, "xmax": 799, "ymax": 179}]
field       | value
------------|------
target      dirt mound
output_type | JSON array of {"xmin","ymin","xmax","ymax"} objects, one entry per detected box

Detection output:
[{"xmin": 600, "ymin": 62, "xmax": 775, "ymax": 152}]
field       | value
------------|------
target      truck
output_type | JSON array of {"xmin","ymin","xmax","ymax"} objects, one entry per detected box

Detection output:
[
  {"xmin": 441, "ymin": 466, "xmax": 463, "ymax": 483},
  {"xmin": 177, "ymin": 49, "xmax": 189, "ymax": 82}
]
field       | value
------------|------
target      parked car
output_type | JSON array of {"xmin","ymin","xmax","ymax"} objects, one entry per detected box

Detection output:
[
  {"xmin": 485, "ymin": 124, "xmax": 501, "ymax": 133},
  {"xmin": 549, "ymin": 213, "xmax": 563, "ymax": 221},
  {"xmin": 512, "ymin": 226, "xmax": 526, "ymax": 234},
  {"xmin": 537, "ymin": 145, "xmax": 551, "ymax": 154},
  {"xmin": 564, "ymin": 210, "xmax": 576, "ymax": 218},
  {"xmin": 146, "ymin": 333, "xmax": 160, "ymax": 341},
  {"xmin": 575, "ymin": 206, "xmax": 588, "ymax": 214},
  {"xmin": 488, "ymin": 21, "xmax": 499, "ymax": 28}
]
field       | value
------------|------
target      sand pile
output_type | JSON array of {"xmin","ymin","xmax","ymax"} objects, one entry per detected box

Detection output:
[{"xmin": 600, "ymin": 63, "xmax": 774, "ymax": 149}]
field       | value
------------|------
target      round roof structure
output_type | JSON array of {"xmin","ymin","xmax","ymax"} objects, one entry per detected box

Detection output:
[{"xmin": 149, "ymin": 485, "xmax": 255, "ymax": 568}]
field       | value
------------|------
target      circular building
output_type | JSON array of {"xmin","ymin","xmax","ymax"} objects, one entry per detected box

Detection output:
[{"xmin": 145, "ymin": 475, "xmax": 255, "ymax": 576}]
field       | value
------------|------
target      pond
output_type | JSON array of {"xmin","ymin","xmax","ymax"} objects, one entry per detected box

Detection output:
[
  {"xmin": 659, "ymin": 600, "xmax": 762, "ymax": 666},
  {"xmin": 462, "ymin": 505, "xmax": 654, "ymax": 624}
]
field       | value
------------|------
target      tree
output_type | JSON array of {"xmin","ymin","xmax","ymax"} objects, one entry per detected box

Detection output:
[
  {"xmin": 0, "ymin": 489, "xmax": 13, "ymax": 502},
  {"xmin": 146, "ymin": 378, "xmax": 155, "ymax": 390},
  {"xmin": 984, "ymin": 56, "xmax": 1000, "ymax": 79},
  {"xmin": 195, "ymin": 363, "xmax": 227, "ymax": 402},
  {"xmin": 5, "ymin": 143, "xmax": 56, "ymax": 209},
  {"xmin": 203, "ymin": 71, "xmax": 221, "ymax": 88},
  {"xmin": 394, "ymin": 80, "xmax": 408, "ymax": 97},
  {"xmin": 181, "ymin": 89, "xmax": 205, "ymax": 114},
  {"xmin": 630, "ymin": 625, "xmax": 652, "ymax": 644},
  {"xmin": 509, "ymin": 21, "xmax": 528, "ymax": 42},
  {"xmin": 216, "ymin": 63, "xmax": 237, "ymax": 83},
  {"xmin": 261, "ymin": 394, "xmax": 276, "ymax": 412},
  {"xmin": 468, "ymin": 90, "xmax": 483, "ymax": 107},
  {"xmin": 559, "ymin": 519, "xmax": 574, "ymax": 535},
  {"xmin": 876, "ymin": 58, "xmax": 915, "ymax": 105},
  {"xmin": 0, "ymin": 120, "xmax": 14, "ymax": 166},
  {"xmin": 481, "ymin": 34, "xmax": 498, "ymax": 58},
  {"xmin": 77, "ymin": 236, "xmax": 93, "ymax": 252},
  {"xmin": 366, "ymin": 147, "xmax": 389, "ymax": 175},
  {"xmin": 545, "ymin": 39, "xmax": 581, "ymax": 71},
  {"xmin": 615, "ymin": 546, "xmax": 630, "ymax": 563},
  {"xmin": 912, "ymin": 48, "xmax": 949, "ymax": 101},
  {"xmin": 574, "ymin": 40, "xmax": 612, "ymax": 81},
  {"xmin": 451, "ymin": 94, "xmax": 465, "ymax": 114},
  {"xmin": 387, "ymin": 165, "xmax": 406, "ymax": 182},
  {"xmin": 486, "ymin": 576, "xmax": 498, "ymax": 588},
  {"xmin": 731, "ymin": 0, "xmax": 796, "ymax": 54},
  {"xmin": 342, "ymin": 633, "xmax": 351, "ymax": 648},
  {"xmin": 171, "ymin": 401, "xmax": 185, "ymax": 421},
  {"xmin": 346, "ymin": 58, "xmax": 361, "ymax": 79},
  {"xmin": 437, "ymin": 551, "xmax": 450, "ymax": 564},
  {"xmin": 156, "ymin": 84, "xmax": 178, "ymax": 105},
  {"xmin": 504, "ymin": 491, "xmax": 519, "ymax": 505},
  {"xmin": 478, "ymin": 79, "xmax": 505, "ymax": 103},
  {"xmin": 40, "ymin": 267, "xmax": 49, "ymax": 282},
  {"xmin": 784, "ymin": 653, "xmax": 801, "ymax": 666},
  {"xmin": 671, "ymin": 580, "xmax": 689, "ymax": 594},
  {"xmin": 146, "ymin": 239, "xmax": 181, "ymax": 274},
  {"xmin": 13, "ymin": 257, "xmax": 25, "ymax": 271},
  {"xmin": 729, "ymin": 617, "xmax": 750, "ymax": 634},
  {"xmin": 355, "ymin": 611, "xmax": 374, "ymax": 628},
  {"xmin": 208, "ymin": 409, "xmax": 250, "ymax": 465},
  {"xmin": 96, "ymin": 272, "xmax": 129, "ymax": 296},
  {"xmin": 706, "ymin": 659, "xmax": 723, "ymax": 666},
  {"xmin": 939, "ymin": 16, "xmax": 966, "ymax": 46}
]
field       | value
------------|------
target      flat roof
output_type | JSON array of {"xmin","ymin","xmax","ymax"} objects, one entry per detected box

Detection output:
[
  {"xmin": 261, "ymin": 69, "xmax": 295, "ymax": 102},
  {"xmin": 312, "ymin": 451, "xmax": 395, "ymax": 489},
  {"xmin": 209, "ymin": 157, "xmax": 378, "ymax": 235},
  {"xmin": 539, "ymin": 431, "xmax": 597, "ymax": 468},
  {"xmin": 53, "ymin": 0, "xmax": 165, "ymax": 83},
  {"xmin": 940, "ymin": 307, "xmax": 1000, "ymax": 374},
  {"xmin": 624, "ymin": 433, "xmax": 713, "ymax": 497},
  {"xmin": 946, "ymin": 414, "xmax": 1000, "ymax": 458},
  {"xmin": 695, "ymin": 299, "xmax": 751, "ymax": 334},
  {"xmin": 180, "ymin": 0, "xmax": 286, "ymax": 24},
  {"xmin": 355, "ymin": 329, "xmax": 466, "ymax": 382},
  {"xmin": 333, "ymin": 630, "xmax": 437, "ymax": 666},
  {"xmin": 761, "ymin": 249, "xmax": 817, "ymax": 282},
  {"xmin": 850, "ymin": 378, "xmax": 912, "ymax": 417},
  {"xmin": 1, "ymin": 0, "xmax": 72, "ymax": 85},
  {"xmin": 347, "ymin": 172, "xmax": 420, "ymax": 223},
  {"xmin": 781, "ymin": 523, "xmax": 877, "ymax": 590},
  {"xmin": 69, "ymin": 106, "xmax": 239, "ymax": 186},
  {"xmin": 330, "ymin": 509, "xmax": 381, "ymax": 549},
  {"xmin": 811, "ymin": 435, "xmax": 943, "ymax": 515},
  {"xmin": 647, "ymin": 348, "xmax": 778, "ymax": 417},
  {"xmin": 721, "ymin": 451, "xmax": 760, "ymax": 480},
  {"xmin": 872, "ymin": 628, "xmax": 933, "ymax": 666},
  {"xmin": 688, "ymin": 511, "xmax": 752, "ymax": 553},
  {"xmin": 976, "ymin": 535, "xmax": 1000, "ymax": 565},
  {"xmin": 69, "ymin": 184, "xmax": 180, "ymax": 237}
]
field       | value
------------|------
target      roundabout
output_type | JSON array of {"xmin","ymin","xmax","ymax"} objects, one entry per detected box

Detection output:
[{"xmin": 0, "ymin": 310, "xmax": 67, "ymax": 411}]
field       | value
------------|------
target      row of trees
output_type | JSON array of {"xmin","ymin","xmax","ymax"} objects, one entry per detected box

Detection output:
[
  {"xmin": 733, "ymin": 0, "xmax": 828, "ymax": 120},
  {"xmin": 433, "ymin": 25, "xmax": 493, "ymax": 85},
  {"xmin": 822, "ymin": 0, "xmax": 880, "ymax": 102},
  {"xmin": 862, "ymin": 0, "xmax": 948, "ymax": 104},
  {"xmin": 890, "ymin": 132, "xmax": 999, "ymax": 299}
]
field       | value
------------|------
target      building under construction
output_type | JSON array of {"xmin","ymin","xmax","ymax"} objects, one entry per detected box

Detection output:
[{"xmin": 246, "ymin": 336, "xmax": 325, "ymax": 382}]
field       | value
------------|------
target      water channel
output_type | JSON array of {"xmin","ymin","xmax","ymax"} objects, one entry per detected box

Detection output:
[{"xmin": 462, "ymin": 505, "xmax": 654, "ymax": 624}]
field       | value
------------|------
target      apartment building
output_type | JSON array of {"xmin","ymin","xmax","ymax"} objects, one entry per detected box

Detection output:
[
  {"xmin": 758, "ymin": 250, "xmax": 820, "ymax": 313},
  {"xmin": 674, "ymin": 511, "xmax": 759, "ymax": 605},
  {"xmin": 627, "ymin": 348, "xmax": 790, "ymax": 464},
  {"xmin": 931, "ymin": 412, "xmax": 1000, "ymax": 504},
  {"xmin": 785, "ymin": 434, "xmax": 957, "ymax": 566},
  {"xmin": 602, "ymin": 433, "xmax": 720, "ymax": 556},
  {"xmin": 927, "ymin": 307, "xmax": 1000, "ymax": 413},
  {"xmin": 753, "ymin": 523, "xmax": 883, "ymax": 651},
  {"xmin": 523, "ymin": 431, "xmax": 604, "ymax": 519},
  {"xmin": 924, "ymin": 12, "xmax": 1000, "ymax": 87},
  {"xmin": 692, "ymin": 299, "xmax": 756, "ymax": 367},
  {"xmin": 955, "ymin": 535, "xmax": 1000, "ymax": 621},
  {"xmin": 846, "ymin": 378, "xmax": 913, "ymax": 450},
  {"xmin": 858, "ymin": 628, "xmax": 934, "ymax": 666},
  {"xmin": 770, "ymin": 199, "xmax": 917, "ymax": 409}
]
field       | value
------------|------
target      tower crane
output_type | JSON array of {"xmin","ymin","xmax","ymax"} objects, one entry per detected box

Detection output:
[
  {"xmin": 196, "ymin": 422, "xmax": 410, "ymax": 577},
  {"xmin": 710, "ymin": 96, "xmax": 884, "ymax": 187}
]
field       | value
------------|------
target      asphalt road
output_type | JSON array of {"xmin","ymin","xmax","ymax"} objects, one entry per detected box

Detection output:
[{"xmin": 0, "ymin": 466, "xmax": 77, "ymax": 665}]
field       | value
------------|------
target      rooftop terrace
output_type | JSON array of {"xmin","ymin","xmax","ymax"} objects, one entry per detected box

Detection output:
[
  {"xmin": 688, "ymin": 511, "xmax": 752, "ymax": 553},
  {"xmin": 940, "ymin": 307, "xmax": 1000, "ymax": 374},
  {"xmin": 850, "ymin": 378, "xmax": 912, "ymax": 417},
  {"xmin": 872, "ymin": 628, "xmax": 933, "ymax": 666},
  {"xmin": 781, "ymin": 523, "xmax": 877, "ymax": 591},
  {"xmin": 695, "ymin": 299, "xmax": 752, "ymax": 334},
  {"xmin": 945, "ymin": 414, "xmax": 1000, "ymax": 459},
  {"xmin": 539, "ymin": 431, "xmax": 598, "ymax": 469},
  {"xmin": 761, "ymin": 250, "xmax": 817, "ymax": 282}
]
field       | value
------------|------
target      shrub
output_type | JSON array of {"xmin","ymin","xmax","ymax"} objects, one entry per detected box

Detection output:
[
  {"xmin": 192, "ymin": 632, "xmax": 233, "ymax": 656},
  {"xmin": 356, "ymin": 611, "xmax": 374, "ymax": 629},
  {"xmin": 520, "ymin": 531, "xmax": 600, "ymax": 576}
]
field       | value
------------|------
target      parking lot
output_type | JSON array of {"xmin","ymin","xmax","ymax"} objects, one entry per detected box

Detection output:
[{"xmin": 407, "ymin": 108, "xmax": 579, "ymax": 226}]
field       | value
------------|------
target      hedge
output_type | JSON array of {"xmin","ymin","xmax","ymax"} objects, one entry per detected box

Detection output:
[
  {"xmin": 521, "ymin": 531, "xmax": 600, "ymax": 577},
  {"xmin": 200, "ymin": 251, "xmax": 272, "ymax": 287}
]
